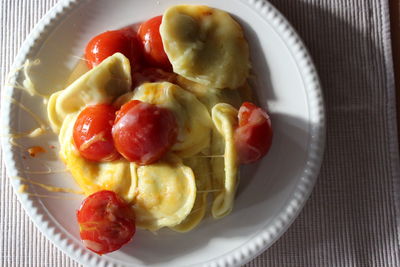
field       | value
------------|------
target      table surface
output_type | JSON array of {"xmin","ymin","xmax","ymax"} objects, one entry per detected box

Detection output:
[
  {"xmin": 1, "ymin": 0, "xmax": 400, "ymax": 266},
  {"xmin": 390, "ymin": 0, "xmax": 400, "ymax": 136}
]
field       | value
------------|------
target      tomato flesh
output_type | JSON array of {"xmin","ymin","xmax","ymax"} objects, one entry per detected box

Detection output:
[
  {"xmin": 234, "ymin": 102, "xmax": 273, "ymax": 164},
  {"xmin": 112, "ymin": 100, "xmax": 178, "ymax": 165},
  {"xmin": 85, "ymin": 29, "xmax": 142, "ymax": 70},
  {"xmin": 73, "ymin": 104, "xmax": 119, "ymax": 162},
  {"xmin": 77, "ymin": 190, "xmax": 136, "ymax": 255},
  {"xmin": 138, "ymin": 16, "xmax": 172, "ymax": 71}
]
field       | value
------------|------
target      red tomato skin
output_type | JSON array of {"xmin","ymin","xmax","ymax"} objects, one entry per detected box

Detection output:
[
  {"xmin": 73, "ymin": 104, "xmax": 119, "ymax": 162},
  {"xmin": 112, "ymin": 100, "xmax": 178, "ymax": 165},
  {"xmin": 234, "ymin": 102, "xmax": 273, "ymax": 164},
  {"xmin": 77, "ymin": 190, "xmax": 136, "ymax": 255},
  {"xmin": 138, "ymin": 16, "xmax": 172, "ymax": 71},
  {"xmin": 85, "ymin": 29, "xmax": 142, "ymax": 70}
]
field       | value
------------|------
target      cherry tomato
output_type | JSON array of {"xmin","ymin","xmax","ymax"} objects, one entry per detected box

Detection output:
[
  {"xmin": 234, "ymin": 102, "xmax": 273, "ymax": 164},
  {"xmin": 112, "ymin": 100, "xmax": 178, "ymax": 165},
  {"xmin": 73, "ymin": 104, "xmax": 119, "ymax": 162},
  {"xmin": 138, "ymin": 16, "xmax": 172, "ymax": 70},
  {"xmin": 77, "ymin": 190, "xmax": 136, "ymax": 255},
  {"xmin": 85, "ymin": 29, "xmax": 142, "ymax": 70}
]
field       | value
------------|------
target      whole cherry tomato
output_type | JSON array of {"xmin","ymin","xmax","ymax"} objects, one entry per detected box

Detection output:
[
  {"xmin": 85, "ymin": 29, "xmax": 142, "ymax": 70},
  {"xmin": 138, "ymin": 16, "xmax": 172, "ymax": 70},
  {"xmin": 234, "ymin": 102, "xmax": 273, "ymax": 164},
  {"xmin": 73, "ymin": 104, "xmax": 119, "ymax": 162},
  {"xmin": 77, "ymin": 190, "xmax": 136, "ymax": 255},
  {"xmin": 112, "ymin": 100, "xmax": 178, "ymax": 165}
]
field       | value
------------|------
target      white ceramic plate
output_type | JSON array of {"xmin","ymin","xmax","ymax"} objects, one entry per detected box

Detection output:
[{"xmin": 1, "ymin": 0, "xmax": 325, "ymax": 266}]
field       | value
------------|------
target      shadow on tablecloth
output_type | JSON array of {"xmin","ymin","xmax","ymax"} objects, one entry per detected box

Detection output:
[{"xmin": 246, "ymin": 1, "xmax": 400, "ymax": 266}]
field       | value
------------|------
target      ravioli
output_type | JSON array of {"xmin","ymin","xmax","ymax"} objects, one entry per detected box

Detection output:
[
  {"xmin": 133, "ymin": 155, "xmax": 197, "ymax": 231},
  {"xmin": 160, "ymin": 5, "xmax": 250, "ymax": 89},
  {"xmin": 210, "ymin": 103, "xmax": 239, "ymax": 218},
  {"xmin": 59, "ymin": 113, "xmax": 137, "ymax": 203},
  {"xmin": 172, "ymin": 155, "xmax": 211, "ymax": 232},
  {"xmin": 47, "ymin": 53, "xmax": 131, "ymax": 133},
  {"xmin": 128, "ymin": 82, "xmax": 213, "ymax": 158}
]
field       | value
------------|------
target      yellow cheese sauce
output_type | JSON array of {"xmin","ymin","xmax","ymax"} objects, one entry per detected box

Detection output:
[
  {"xmin": 15, "ymin": 176, "xmax": 84, "ymax": 195},
  {"xmin": 5, "ymin": 97, "xmax": 48, "ymax": 139},
  {"xmin": 5, "ymin": 59, "xmax": 85, "ymax": 196},
  {"xmin": 6, "ymin": 59, "xmax": 50, "ymax": 102},
  {"xmin": 17, "ymin": 183, "xmax": 82, "ymax": 200},
  {"xmin": 4, "ymin": 59, "xmax": 49, "ymax": 145}
]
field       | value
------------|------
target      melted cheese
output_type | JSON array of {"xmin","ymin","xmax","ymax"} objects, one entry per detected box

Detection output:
[
  {"xmin": 172, "ymin": 155, "xmax": 211, "ymax": 232},
  {"xmin": 133, "ymin": 155, "xmax": 196, "ymax": 231},
  {"xmin": 59, "ymin": 114, "xmax": 196, "ymax": 231},
  {"xmin": 46, "ymin": 5, "xmax": 253, "ymax": 232},
  {"xmin": 47, "ymin": 53, "xmax": 131, "ymax": 133},
  {"xmin": 15, "ymin": 176, "xmax": 84, "ymax": 195},
  {"xmin": 176, "ymin": 75, "xmax": 242, "ymax": 109},
  {"xmin": 129, "ymin": 82, "xmax": 212, "ymax": 158},
  {"xmin": 210, "ymin": 103, "xmax": 239, "ymax": 218},
  {"xmin": 59, "ymin": 113, "xmax": 137, "ymax": 203},
  {"xmin": 160, "ymin": 5, "xmax": 250, "ymax": 89}
]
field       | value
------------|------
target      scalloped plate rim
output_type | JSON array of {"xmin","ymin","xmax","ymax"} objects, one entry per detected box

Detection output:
[{"xmin": 0, "ymin": 0, "xmax": 326, "ymax": 266}]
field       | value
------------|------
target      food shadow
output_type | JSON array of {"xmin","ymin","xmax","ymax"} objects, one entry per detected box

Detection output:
[
  {"xmin": 117, "ymin": 114, "xmax": 313, "ymax": 265},
  {"xmin": 118, "ymin": 17, "xmax": 310, "ymax": 263},
  {"xmin": 234, "ymin": 15, "xmax": 277, "ymax": 104}
]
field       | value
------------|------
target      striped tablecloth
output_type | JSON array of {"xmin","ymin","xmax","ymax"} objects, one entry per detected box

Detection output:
[{"xmin": 1, "ymin": 0, "xmax": 399, "ymax": 266}]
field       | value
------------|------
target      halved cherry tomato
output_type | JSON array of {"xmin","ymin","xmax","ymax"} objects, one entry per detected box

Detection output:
[
  {"xmin": 138, "ymin": 16, "xmax": 172, "ymax": 71},
  {"xmin": 77, "ymin": 190, "xmax": 136, "ymax": 255},
  {"xmin": 85, "ymin": 29, "xmax": 142, "ymax": 70},
  {"xmin": 73, "ymin": 104, "xmax": 119, "ymax": 162},
  {"xmin": 234, "ymin": 102, "xmax": 273, "ymax": 164},
  {"xmin": 112, "ymin": 100, "xmax": 178, "ymax": 165}
]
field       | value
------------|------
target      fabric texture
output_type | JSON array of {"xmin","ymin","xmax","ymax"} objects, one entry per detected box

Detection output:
[{"xmin": 1, "ymin": 0, "xmax": 399, "ymax": 266}]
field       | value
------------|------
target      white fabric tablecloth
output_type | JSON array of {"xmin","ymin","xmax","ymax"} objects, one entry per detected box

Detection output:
[{"xmin": 1, "ymin": 0, "xmax": 399, "ymax": 266}]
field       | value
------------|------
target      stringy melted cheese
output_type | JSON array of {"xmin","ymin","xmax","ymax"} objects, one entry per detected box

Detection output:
[
  {"xmin": 59, "ymin": 113, "xmax": 137, "ymax": 202},
  {"xmin": 171, "ymin": 155, "xmax": 211, "ymax": 232},
  {"xmin": 122, "ymin": 82, "xmax": 213, "ymax": 158}
]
